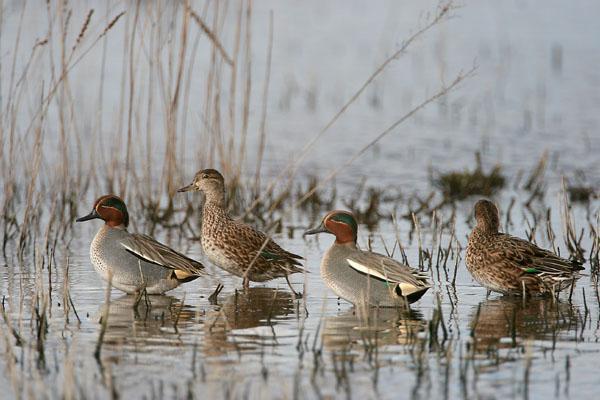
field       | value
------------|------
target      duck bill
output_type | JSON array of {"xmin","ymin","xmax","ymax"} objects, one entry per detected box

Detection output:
[
  {"xmin": 177, "ymin": 183, "xmax": 194, "ymax": 193},
  {"xmin": 76, "ymin": 209, "xmax": 100, "ymax": 222},
  {"xmin": 303, "ymin": 222, "xmax": 328, "ymax": 236}
]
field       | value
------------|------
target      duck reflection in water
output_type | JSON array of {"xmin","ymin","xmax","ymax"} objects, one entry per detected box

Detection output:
[
  {"xmin": 203, "ymin": 287, "xmax": 297, "ymax": 356},
  {"xmin": 322, "ymin": 307, "xmax": 426, "ymax": 351},
  {"xmin": 470, "ymin": 297, "xmax": 582, "ymax": 351},
  {"xmin": 98, "ymin": 295, "xmax": 199, "ymax": 350}
]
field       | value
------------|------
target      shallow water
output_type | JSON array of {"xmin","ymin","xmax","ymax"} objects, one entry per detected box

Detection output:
[
  {"xmin": 3, "ymin": 215, "xmax": 599, "ymax": 399},
  {"xmin": 1, "ymin": 1, "xmax": 600, "ymax": 399}
]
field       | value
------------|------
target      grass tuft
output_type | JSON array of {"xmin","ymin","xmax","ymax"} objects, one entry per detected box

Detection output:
[
  {"xmin": 567, "ymin": 185, "xmax": 595, "ymax": 203},
  {"xmin": 432, "ymin": 153, "xmax": 506, "ymax": 200}
]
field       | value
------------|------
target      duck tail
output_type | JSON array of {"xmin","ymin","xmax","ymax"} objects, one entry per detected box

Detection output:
[
  {"xmin": 172, "ymin": 270, "xmax": 201, "ymax": 283},
  {"xmin": 396, "ymin": 283, "xmax": 430, "ymax": 303},
  {"xmin": 570, "ymin": 257, "xmax": 585, "ymax": 271}
]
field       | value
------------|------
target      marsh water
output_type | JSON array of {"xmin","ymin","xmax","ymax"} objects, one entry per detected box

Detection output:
[{"xmin": 1, "ymin": 1, "xmax": 600, "ymax": 399}]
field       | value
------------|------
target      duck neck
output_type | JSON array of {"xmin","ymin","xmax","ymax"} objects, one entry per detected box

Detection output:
[
  {"xmin": 474, "ymin": 222, "xmax": 498, "ymax": 236},
  {"xmin": 102, "ymin": 223, "xmax": 126, "ymax": 231},
  {"xmin": 334, "ymin": 237, "xmax": 357, "ymax": 247},
  {"xmin": 204, "ymin": 188, "xmax": 226, "ymax": 208}
]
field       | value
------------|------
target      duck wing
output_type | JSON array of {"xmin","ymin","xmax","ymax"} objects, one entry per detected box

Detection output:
[
  {"xmin": 493, "ymin": 234, "xmax": 583, "ymax": 278},
  {"xmin": 233, "ymin": 221, "xmax": 304, "ymax": 269},
  {"xmin": 345, "ymin": 250, "xmax": 430, "ymax": 295},
  {"xmin": 121, "ymin": 233, "xmax": 206, "ymax": 277}
]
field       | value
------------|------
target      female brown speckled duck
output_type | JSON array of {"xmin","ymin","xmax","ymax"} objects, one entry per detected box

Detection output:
[
  {"xmin": 178, "ymin": 169, "xmax": 305, "ymax": 296},
  {"xmin": 465, "ymin": 199, "xmax": 583, "ymax": 297}
]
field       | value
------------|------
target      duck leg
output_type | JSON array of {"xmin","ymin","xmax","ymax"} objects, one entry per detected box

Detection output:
[
  {"xmin": 133, "ymin": 286, "xmax": 150, "ymax": 318},
  {"xmin": 208, "ymin": 283, "xmax": 224, "ymax": 305},
  {"xmin": 285, "ymin": 275, "xmax": 303, "ymax": 299}
]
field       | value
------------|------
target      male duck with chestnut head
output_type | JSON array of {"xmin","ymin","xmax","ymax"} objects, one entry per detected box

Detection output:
[
  {"xmin": 77, "ymin": 195, "xmax": 222, "ymax": 300},
  {"xmin": 304, "ymin": 210, "xmax": 430, "ymax": 307}
]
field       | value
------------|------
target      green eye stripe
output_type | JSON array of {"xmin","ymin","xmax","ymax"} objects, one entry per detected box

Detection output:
[
  {"xmin": 331, "ymin": 213, "xmax": 358, "ymax": 234},
  {"xmin": 102, "ymin": 198, "xmax": 127, "ymax": 214}
]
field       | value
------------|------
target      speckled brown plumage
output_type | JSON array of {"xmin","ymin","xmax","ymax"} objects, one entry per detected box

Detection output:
[
  {"xmin": 466, "ymin": 199, "xmax": 583, "ymax": 296},
  {"xmin": 179, "ymin": 169, "xmax": 304, "ymax": 288},
  {"xmin": 201, "ymin": 201, "xmax": 303, "ymax": 281}
]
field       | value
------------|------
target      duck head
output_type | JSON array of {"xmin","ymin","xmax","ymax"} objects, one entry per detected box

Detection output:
[
  {"xmin": 304, "ymin": 210, "xmax": 358, "ymax": 244},
  {"xmin": 177, "ymin": 169, "xmax": 225, "ymax": 205},
  {"xmin": 473, "ymin": 199, "xmax": 500, "ymax": 233},
  {"xmin": 76, "ymin": 195, "xmax": 129, "ymax": 228}
]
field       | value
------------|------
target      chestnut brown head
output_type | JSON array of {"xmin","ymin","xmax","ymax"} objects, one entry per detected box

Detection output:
[
  {"xmin": 304, "ymin": 210, "xmax": 358, "ymax": 244},
  {"xmin": 76, "ymin": 195, "xmax": 129, "ymax": 228}
]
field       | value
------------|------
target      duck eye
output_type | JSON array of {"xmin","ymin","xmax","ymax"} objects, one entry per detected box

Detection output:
[{"xmin": 202, "ymin": 174, "xmax": 210, "ymax": 179}]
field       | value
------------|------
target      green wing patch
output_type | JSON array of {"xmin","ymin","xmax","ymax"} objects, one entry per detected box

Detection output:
[{"xmin": 260, "ymin": 250, "xmax": 282, "ymax": 261}]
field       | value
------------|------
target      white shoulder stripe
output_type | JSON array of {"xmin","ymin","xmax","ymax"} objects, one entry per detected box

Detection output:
[
  {"xmin": 346, "ymin": 259, "xmax": 388, "ymax": 281},
  {"xmin": 121, "ymin": 243, "xmax": 136, "ymax": 254},
  {"xmin": 346, "ymin": 258, "xmax": 422, "ymax": 296},
  {"xmin": 121, "ymin": 243, "xmax": 160, "ymax": 265}
]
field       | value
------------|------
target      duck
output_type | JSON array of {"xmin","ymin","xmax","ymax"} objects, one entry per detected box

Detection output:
[
  {"xmin": 465, "ymin": 199, "xmax": 583, "ymax": 297},
  {"xmin": 177, "ymin": 169, "xmax": 305, "ymax": 296},
  {"xmin": 77, "ymin": 194, "xmax": 222, "ymax": 299},
  {"xmin": 304, "ymin": 210, "xmax": 430, "ymax": 307}
]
